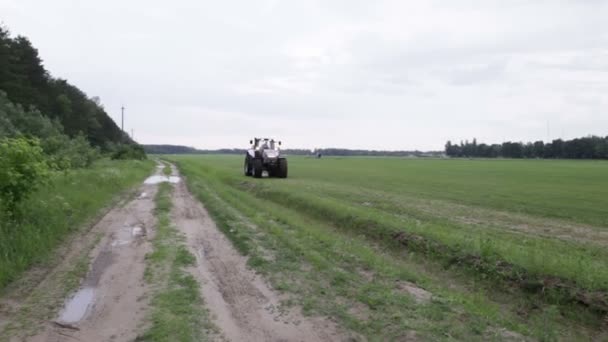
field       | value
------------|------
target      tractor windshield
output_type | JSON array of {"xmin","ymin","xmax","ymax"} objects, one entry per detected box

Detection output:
[{"xmin": 254, "ymin": 138, "xmax": 278, "ymax": 150}]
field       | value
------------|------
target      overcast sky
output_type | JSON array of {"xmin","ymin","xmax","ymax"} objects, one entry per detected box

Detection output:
[{"xmin": 1, "ymin": 0, "xmax": 607, "ymax": 150}]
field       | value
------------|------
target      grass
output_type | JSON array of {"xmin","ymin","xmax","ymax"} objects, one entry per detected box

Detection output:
[
  {"xmin": 0, "ymin": 158, "xmax": 154, "ymax": 291},
  {"xmin": 138, "ymin": 182, "xmax": 215, "ymax": 342},
  {"xmin": 162, "ymin": 163, "xmax": 172, "ymax": 176},
  {"xmin": 168, "ymin": 154, "xmax": 608, "ymax": 341}
]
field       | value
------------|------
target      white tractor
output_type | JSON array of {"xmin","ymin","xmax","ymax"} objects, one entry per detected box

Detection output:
[{"xmin": 244, "ymin": 138, "xmax": 288, "ymax": 178}]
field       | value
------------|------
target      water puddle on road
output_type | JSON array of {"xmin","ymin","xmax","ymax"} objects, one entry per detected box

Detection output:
[
  {"xmin": 57, "ymin": 287, "xmax": 95, "ymax": 323},
  {"xmin": 143, "ymin": 175, "xmax": 181, "ymax": 185},
  {"xmin": 111, "ymin": 225, "xmax": 145, "ymax": 247}
]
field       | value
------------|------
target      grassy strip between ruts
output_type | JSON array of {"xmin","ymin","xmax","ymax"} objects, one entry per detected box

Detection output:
[
  {"xmin": 172, "ymin": 156, "xmax": 607, "ymax": 341},
  {"xmin": 137, "ymin": 181, "xmax": 215, "ymax": 342},
  {"xmin": 0, "ymin": 159, "xmax": 155, "ymax": 291},
  {"xmin": 162, "ymin": 163, "xmax": 172, "ymax": 176}
]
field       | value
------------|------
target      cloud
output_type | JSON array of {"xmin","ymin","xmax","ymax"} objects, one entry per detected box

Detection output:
[{"xmin": 1, "ymin": 0, "xmax": 607, "ymax": 150}]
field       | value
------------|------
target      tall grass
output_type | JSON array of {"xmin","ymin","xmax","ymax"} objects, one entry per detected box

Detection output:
[{"xmin": 0, "ymin": 159, "xmax": 154, "ymax": 290}]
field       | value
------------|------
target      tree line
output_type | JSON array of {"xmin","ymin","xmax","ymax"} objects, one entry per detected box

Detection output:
[
  {"xmin": 1, "ymin": 25, "xmax": 145, "ymax": 214},
  {"xmin": 0, "ymin": 25, "xmax": 131, "ymax": 148},
  {"xmin": 143, "ymin": 144, "xmax": 443, "ymax": 157},
  {"xmin": 445, "ymin": 136, "xmax": 608, "ymax": 159}
]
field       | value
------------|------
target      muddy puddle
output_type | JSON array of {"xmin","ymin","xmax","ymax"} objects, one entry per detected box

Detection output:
[
  {"xmin": 143, "ymin": 175, "xmax": 181, "ymax": 184},
  {"xmin": 57, "ymin": 287, "xmax": 95, "ymax": 323},
  {"xmin": 111, "ymin": 225, "xmax": 145, "ymax": 247},
  {"xmin": 54, "ymin": 223, "xmax": 146, "ymax": 327}
]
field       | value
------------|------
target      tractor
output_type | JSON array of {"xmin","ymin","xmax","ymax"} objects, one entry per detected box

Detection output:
[{"xmin": 244, "ymin": 138, "xmax": 288, "ymax": 178}]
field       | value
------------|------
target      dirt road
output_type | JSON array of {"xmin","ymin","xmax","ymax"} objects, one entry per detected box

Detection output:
[
  {"xmin": 0, "ymin": 163, "xmax": 350, "ymax": 342},
  {"xmin": 16, "ymin": 165, "xmax": 163, "ymax": 342}
]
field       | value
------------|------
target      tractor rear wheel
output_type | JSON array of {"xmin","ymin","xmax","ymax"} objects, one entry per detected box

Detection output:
[{"xmin": 252, "ymin": 158, "xmax": 263, "ymax": 178}]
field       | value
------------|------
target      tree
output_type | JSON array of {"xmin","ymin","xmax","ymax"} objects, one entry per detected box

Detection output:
[{"xmin": 0, "ymin": 25, "xmax": 133, "ymax": 150}]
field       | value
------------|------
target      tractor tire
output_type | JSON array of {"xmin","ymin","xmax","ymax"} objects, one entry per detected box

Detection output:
[
  {"xmin": 277, "ymin": 158, "xmax": 288, "ymax": 178},
  {"xmin": 244, "ymin": 157, "xmax": 252, "ymax": 176},
  {"xmin": 252, "ymin": 158, "xmax": 263, "ymax": 178}
]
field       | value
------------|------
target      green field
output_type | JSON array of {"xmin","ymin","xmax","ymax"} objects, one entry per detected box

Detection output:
[{"xmin": 168, "ymin": 155, "xmax": 608, "ymax": 341}]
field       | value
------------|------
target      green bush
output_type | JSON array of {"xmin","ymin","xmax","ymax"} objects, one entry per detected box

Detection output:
[
  {"xmin": 0, "ymin": 92, "xmax": 101, "ymax": 170},
  {"xmin": 43, "ymin": 134, "xmax": 100, "ymax": 170},
  {"xmin": 110, "ymin": 143, "xmax": 147, "ymax": 160},
  {"xmin": 0, "ymin": 137, "xmax": 49, "ymax": 208}
]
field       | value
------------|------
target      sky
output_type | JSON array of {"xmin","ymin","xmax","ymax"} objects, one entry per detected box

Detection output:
[{"xmin": 1, "ymin": 0, "xmax": 607, "ymax": 150}]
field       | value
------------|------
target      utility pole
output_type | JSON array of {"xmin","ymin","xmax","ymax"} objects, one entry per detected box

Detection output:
[
  {"xmin": 131, "ymin": 128, "xmax": 134, "ymax": 140},
  {"xmin": 121, "ymin": 106, "xmax": 125, "ymax": 132}
]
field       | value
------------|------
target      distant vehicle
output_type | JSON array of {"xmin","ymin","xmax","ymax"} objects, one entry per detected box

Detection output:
[{"xmin": 244, "ymin": 138, "xmax": 288, "ymax": 178}]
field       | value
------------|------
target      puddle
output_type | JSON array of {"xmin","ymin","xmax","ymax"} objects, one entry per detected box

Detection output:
[
  {"xmin": 111, "ymin": 225, "xmax": 144, "ymax": 247},
  {"xmin": 143, "ymin": 175, "xmax": 181, "ymax": 184},
  {"xmin": 57, "ymin": 287, "xmax": 95, "ymax": 323},
  {"xmin": 138, "ymin": 192, "xmax": 147, "ymax": 199},
  {"xmin": 132, "ymin": 226, "xmax": 143, "ymax": 237}
]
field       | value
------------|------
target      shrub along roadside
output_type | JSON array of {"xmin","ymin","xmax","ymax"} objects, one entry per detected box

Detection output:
[
  {"xmin": 0, "ymin": 159, "xmax": 154, "ymax": 290},
  {"xmin": 0, "ymin": 138, "xmax": 49, "ymax": 210}
]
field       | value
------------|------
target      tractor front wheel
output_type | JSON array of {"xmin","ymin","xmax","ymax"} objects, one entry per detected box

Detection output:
[
  {"xmin": 252, "ymin": 158, "xmax": 263, "ymax": 178},
  {"xmin": 244, "ymin": 157, "xmax": 252, "ymax": 176}
]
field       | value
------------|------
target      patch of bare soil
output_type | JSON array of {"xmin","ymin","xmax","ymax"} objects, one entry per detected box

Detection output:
[
  {"xmin": 394, "ymin": 281, "xmax": 432, "ymax": 304},
  {"xmin": 170, "ymin": 167, "xmax": 357, "ymax": 342},
  {"xmin": 1, "ymin": 165, "xmax": 163, "ymax": 342}
]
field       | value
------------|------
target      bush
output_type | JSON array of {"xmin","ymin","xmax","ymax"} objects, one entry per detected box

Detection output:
[
  {"xmin": 0, "ymin": 137, "xmax": 49, "ymax": 208},
  {"xmin": 43, "ymin": 134, "xmax": 100, "ymax": 170},
  {"xmin": 110, "ymin": 143, "xmax": 147, "ymax": 160}
]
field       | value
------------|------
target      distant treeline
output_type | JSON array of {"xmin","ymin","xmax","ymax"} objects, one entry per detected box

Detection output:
[
  {"xmin": 144, "ymin": 144, "xmax": 443, "ymax": 157},
  {"xmin": 0, "ymin": 25, "xmax": 130, "ymax": 148},
  {"xmin": 446, "ymin": 136, "xmax": 608, "ymax": 159}
]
